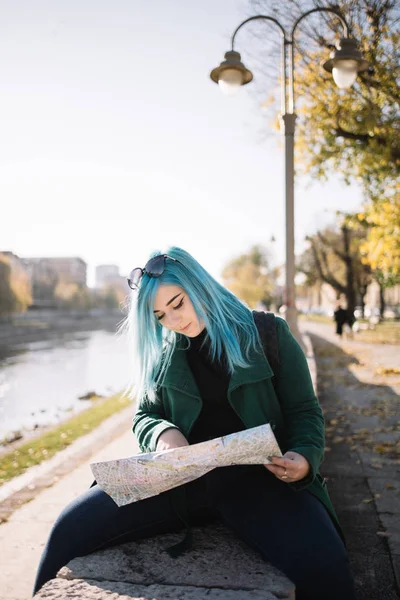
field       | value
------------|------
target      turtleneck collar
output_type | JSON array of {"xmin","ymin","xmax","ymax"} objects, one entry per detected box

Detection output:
[{"xmin": 187, "ymin": 327, "xmax": 208, "ymax": 353}]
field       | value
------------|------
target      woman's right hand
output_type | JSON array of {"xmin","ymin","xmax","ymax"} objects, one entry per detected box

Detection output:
[{"xmin": 156, "ymin": 428, "xmax": 189, "ymax": 452}]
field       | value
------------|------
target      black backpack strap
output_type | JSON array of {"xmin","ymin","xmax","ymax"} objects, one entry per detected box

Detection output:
[{"xmin": 252, "ymin": 310, "xmax": 280, "ymax": 383}]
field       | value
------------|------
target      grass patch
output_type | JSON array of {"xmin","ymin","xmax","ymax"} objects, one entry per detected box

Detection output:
[
  {"xmin": 355, "ymin": 321, "xmax": 400, "ymax": 344},
  {"xmin": 0, "ymin": 392, "xmax": 132, "ymax": 486},
  {"xmin": 299, "ymin": 314, "xmax": 332, "ymax": 324},
  {"xmin": 302, "ymin": 314, "xmax": 400, "ymax": 344}
]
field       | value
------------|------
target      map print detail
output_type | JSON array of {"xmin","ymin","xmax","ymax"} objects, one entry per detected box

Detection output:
[{"xmin": 90, "ymin": 424, "xmax": 282, "ymax": 507}]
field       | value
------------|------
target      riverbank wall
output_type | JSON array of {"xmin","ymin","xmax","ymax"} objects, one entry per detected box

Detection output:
[{"xmin": 0, "ymin": 309, "xmax": 127, "ymax": 349}]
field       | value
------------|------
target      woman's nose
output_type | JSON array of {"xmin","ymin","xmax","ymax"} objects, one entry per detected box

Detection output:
[{"xmin": 168, "ymin": 311, "xmax": 182, "ymax": 327}]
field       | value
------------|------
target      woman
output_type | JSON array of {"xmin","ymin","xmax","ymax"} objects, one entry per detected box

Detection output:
[{"xmin": 33, "ymin": 247, "xmax": 356, "ymax": 599}]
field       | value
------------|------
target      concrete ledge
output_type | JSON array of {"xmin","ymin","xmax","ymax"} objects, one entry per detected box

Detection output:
[
  {"xmin": 0, "ymin": 406, "xmax": 133, "ymax": 523},
  {"xmin": 34, "ymin": 524, "xmax": 295, "ymax": 599},
  {"xmin": 35, "ymin": 579, "xmax": 287, "ymax": 599},
  {"xmin": 302, "ymin": 332, "xmax": 317, "ymax": 393}
]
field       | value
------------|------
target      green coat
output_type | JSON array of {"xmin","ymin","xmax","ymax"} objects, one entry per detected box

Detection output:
[{"xmin": 133, "ymin": 316, "xmax": 341, "ymax": 537}]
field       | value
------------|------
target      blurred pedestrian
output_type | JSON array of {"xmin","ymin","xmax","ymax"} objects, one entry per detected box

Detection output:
[{"xmin": 334, "ymin": 305, "xmax": 347, "ymax": 338}]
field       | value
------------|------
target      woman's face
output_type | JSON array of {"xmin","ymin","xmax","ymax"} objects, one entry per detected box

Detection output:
[{"xmin": 153, "ymin": 284, "xmax": 205, "ymax": 337}]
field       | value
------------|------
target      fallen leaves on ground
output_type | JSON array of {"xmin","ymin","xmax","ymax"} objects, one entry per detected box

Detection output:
[
  {"xmin": 375, "ymin": 367, "xmax": 400, "ymax": 376},
  {"xmin": 374, "ymin": 442, "xmax": 399, "ymax": 455},
  {"xmin": 313, "ymin": 335, "xmax": 400, "ymax": 462}
]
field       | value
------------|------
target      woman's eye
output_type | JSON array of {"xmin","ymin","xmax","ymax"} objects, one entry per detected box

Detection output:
[
  {"xmin": 156, "ymin": 314, "xmax": 164, "ymax": 321},
  {"xmin": 173, "ymin": 298, "xmax": 184, "ymax": 310}
]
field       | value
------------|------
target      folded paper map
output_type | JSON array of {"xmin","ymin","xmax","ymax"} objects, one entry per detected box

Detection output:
[{"xmin": 91, "ymin": 424, "xmax": 282, "ymax": 507}]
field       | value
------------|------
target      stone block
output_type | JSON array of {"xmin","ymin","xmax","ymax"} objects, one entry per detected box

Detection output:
[{"xmin": 34, "ymin": 524, "xmax": 295, "ymax": 599}]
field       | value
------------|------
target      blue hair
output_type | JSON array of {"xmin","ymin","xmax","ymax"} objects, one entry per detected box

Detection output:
[{"xmin": 122, "ymin": 247, "xmax": 262, "ymax": 403}]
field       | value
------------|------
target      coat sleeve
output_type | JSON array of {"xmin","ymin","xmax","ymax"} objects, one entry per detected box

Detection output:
[
  {"xmin": 132, "ymin": 391, "xmax": 180, "ymax": 453},
  {"xmin": 274, "ymin": 317, "xmax": 325, "ymax": 491}
]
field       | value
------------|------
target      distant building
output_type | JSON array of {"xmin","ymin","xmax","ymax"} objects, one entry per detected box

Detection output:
[
  {"xmin": 94, "ymin": 264, "xmax": 128, "ymax": 306},
  {"xmin": 22, "ymin": 257, "xmax": 87, "ymax": 286},
  {"xmin": 95, "ymin": 264, "xmax": 121, "ymax": 289},
  {"xmin": 21, "ymin": 256, "xmax": 87, "ymax": 308}
]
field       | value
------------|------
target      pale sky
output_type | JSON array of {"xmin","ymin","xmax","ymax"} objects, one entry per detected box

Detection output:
[{"xmin": 0, "ymin": 0, "xmax": 364, "ymax": 286}]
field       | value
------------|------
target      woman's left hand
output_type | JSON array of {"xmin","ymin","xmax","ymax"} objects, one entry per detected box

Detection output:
[{"xmin": 264, "ymin": 451, "xmax": 310, "ymax": 483}]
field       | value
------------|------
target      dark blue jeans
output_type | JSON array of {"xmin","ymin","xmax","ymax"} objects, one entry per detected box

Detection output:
[{"xmin": 33, "ymin": 466, "xmax": 356, "ymax": 599}]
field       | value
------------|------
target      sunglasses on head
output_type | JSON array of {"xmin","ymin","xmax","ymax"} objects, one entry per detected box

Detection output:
[{"xmin": 127, "ymin": 254, "xmax": 180, "ymax": 290}]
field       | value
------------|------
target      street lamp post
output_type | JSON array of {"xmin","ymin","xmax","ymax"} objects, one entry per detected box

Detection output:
[{"xmin": 210, "ymin": 8, "xmax": 368, "ymax": 341}]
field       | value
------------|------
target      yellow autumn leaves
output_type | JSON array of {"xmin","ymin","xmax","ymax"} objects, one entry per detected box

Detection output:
[{"xmin": 357, "ymin": 197, "xmax": 400, "ymax": 277}]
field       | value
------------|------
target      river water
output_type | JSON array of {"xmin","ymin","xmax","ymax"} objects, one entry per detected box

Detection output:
[{"xmin": 0, "ymin": 329, "xmax": 132, "ymax": 441}]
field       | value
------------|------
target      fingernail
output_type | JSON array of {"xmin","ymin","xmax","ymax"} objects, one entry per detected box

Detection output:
[{"xmin": 267, "ymin": 456, "xmax": 273, "ymax": 461}]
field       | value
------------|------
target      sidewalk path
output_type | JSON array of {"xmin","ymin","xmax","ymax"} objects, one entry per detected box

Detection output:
[
  {"xmin": 0, "ymin": 423, "xmax": 139, "ymax": 600},
  {"xmin": 301, "ymin": 319, "xmax": 400, "ymax": 600}
]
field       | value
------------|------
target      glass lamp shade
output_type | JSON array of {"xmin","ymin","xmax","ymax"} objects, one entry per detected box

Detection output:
[
  {"xmin": 218, "ymin": 68, "xmax": 244, "ymax": 95},
  {"xmin": 332, "ymin": 59, "xmax": 359, "ymax": 89}
]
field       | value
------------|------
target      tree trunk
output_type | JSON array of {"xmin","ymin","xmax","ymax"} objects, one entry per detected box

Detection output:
[
  {"xmin": 379, "ymin": 282, "xmax": 386, "ymax": 318},
  {"xmin": 359, "ymin": 282, "xmax": 370, "ymax": 319},
  {"xmin": 342, "ymin": 226, "xmax": 356, "ymax": 313},
  {"xmin": 360, "ymin": 297, "xmax": 365, "ymax": 319}
]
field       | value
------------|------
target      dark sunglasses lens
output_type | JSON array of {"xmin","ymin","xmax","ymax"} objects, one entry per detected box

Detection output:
[
  {"xmin": 128, "ymin": 267, "xmax": 143, "ymax": 289},
  {"xmin": 145, "ymin": 255, "xmax": 166, "ymax": 277}
]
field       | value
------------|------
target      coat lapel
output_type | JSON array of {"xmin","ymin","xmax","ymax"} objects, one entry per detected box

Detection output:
[
  {"xmin": 161, "ymin": 342, "xmax": 202, "ymax": 399},
  {"xmin": 228, "ymin": 346, "xmax": 274, "ymax": 393},
  {"xmin": 162, "ymin": 337, "xmax": 274, "ymax": 397}
]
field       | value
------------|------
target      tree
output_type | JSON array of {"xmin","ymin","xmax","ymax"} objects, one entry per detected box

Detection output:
[
  {"xmin": 0, "ymin": 259, "xmax": 16, "ymax": 317},
  {"xmin": 54, "ymin": 282, "xmax": 93, "ymax": 310},
  {"xmin": 32, "ymin": 272, "xmax": 58, "ymax": 307},
  {"xmin": 300, "ymin": 223, "xmax": 372, "ymax": 313},
  {"xmin": 54, "ymin": 282, "xmax": 79, "ymax": 308},
  {"xmin": 221, "ymin": 245, "xmax": 276, "ymax": 309},
  {"xmin": 373, "ymin": 269, "xmax": 399, "ymax": 317},
  {"xmin": 249, "ymin": 0, "xmax": 399, "ymax": 199},
  {"xmin": 350, "ymin": 196, "xmax": 400, "ymax": 316},
  {"xmin": 0, "ymin": 254, "xmax": 32, "ymax": 316},
  {"xmin": 247, "ymin": 1, "xmax": 398, "ymax": 314},
  {"xmin": 357, "ymin": 196, "xmax": 400, "ymax": 277},
  {"xmin": 101, "ymin": 288, "xmax": 121, "ymax": 310}
]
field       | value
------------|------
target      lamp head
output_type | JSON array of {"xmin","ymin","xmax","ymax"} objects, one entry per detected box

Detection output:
[
  {"xmin": 323, "ymin": 38, "xmax": 369, "ymax": 89},
  {"xmin": 210, "ymin": 50, "xmax": 253, "ymax": 94}
]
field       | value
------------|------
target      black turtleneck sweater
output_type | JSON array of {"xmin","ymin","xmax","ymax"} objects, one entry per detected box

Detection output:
[{"xmin": 185, "ymin": 329, "xmax": 245, "ymax": 444}]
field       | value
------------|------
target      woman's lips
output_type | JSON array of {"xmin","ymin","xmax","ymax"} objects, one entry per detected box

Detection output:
[{"xmin": 180, "ymin": 323, "xmax": 191, "ymax": 332}]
